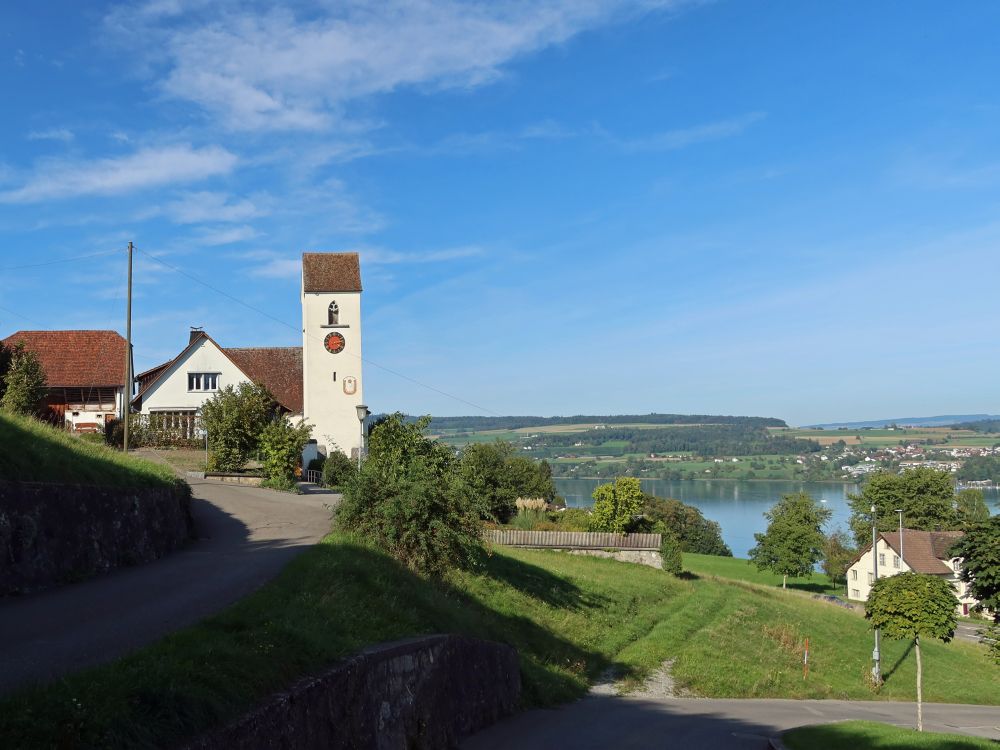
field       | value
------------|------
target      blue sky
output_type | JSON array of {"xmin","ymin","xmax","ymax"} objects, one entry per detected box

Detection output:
[{"xmin": 1, "ymin": 1, "xmax": 999, "ymax": 426}]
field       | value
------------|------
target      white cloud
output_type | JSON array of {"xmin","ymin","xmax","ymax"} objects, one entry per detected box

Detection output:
[
  {"xmin": 613, "ymin": 112, "xmax": 767, "ymax": 152},
  {"xmin": 108, "ymin": 0, "xmax": 686, "ymax": 131},
  {"xmin": 27, "ymin": 128, "xmax": 75, "ymax": 143},
  {"xmin": 0, "ymin": 144, "xmax": 238, "ymax": 203},
  {"xmin": 166, "ymin": 190, "xmax": 265, "ymax": 223},
  {"xmin": 196, "ymin": 224, "xmax": 259, "ymax": 245}
]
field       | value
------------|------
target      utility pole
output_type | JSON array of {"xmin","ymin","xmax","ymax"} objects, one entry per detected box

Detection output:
[
  {"xmin": 123, "ymin": 242, "xmax": 133, "ymax": 453},
  {"xmin": 871, "ymin": 503, "xmax": 881, "ymax": 684}
]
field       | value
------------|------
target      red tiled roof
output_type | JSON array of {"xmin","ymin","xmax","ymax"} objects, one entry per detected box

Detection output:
[
  {"xmin": 881, "ymin": 529, "xmax": 964, "ymax": 575},
  {"xmin": 302, "ymin": 252, "xmax": 362, "ymax": 292},
  {"xmin": 2, "ymin": 330, "xmax": 126, "ymax": 387},
  {"xmin": 225, "ymin": 347, "xmax": 303, "ymax": 414}
]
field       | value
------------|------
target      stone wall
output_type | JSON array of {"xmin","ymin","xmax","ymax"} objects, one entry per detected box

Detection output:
[
  {"xmin": 186, "ymin": 634, "xmax": 520, "ymax": 750},
  {"xmin": 0, "ymin": 479, "xmax": 194, "ymax": 595},
  {"xmin": 567, "ymin": 548, "xmax": 664, "ymax": 569}
]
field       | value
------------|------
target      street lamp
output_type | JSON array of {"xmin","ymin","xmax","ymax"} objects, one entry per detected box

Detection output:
[
  {"xmin": 355, "ymin": 404, "xmax": 370, "ymax": 470},
  {"xmin": 871, "ymin": 503, "xmax": 882, "ymax": 685},
  {"xmin": 895, "ymin": 509, "xmax": 904, "ymax": 565}
]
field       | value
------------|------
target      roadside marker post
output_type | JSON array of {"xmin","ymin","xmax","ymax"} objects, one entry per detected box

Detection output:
[{"xmin": 803, "ymin": 637, "xmax": 809, "ymax": 680}]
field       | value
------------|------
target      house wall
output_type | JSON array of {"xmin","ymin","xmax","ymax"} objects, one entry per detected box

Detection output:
[
  {"xmin": 139, "ymin": 338, "xmax": 250, "ymax": 413},
  {"xmin": 301, "ymin": 288, "xmax": 364, "ymax": 459}
]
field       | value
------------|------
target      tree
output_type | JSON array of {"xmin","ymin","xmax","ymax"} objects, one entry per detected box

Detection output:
[
  {"xmin": 847, "ymin": 468, "xmax": 959, "ymax": 548},
  {"xmin": 749, "ymin": 492, "xmax": 831, "ymax": 588},
  {"xmin": 640, "ymin": 495, "xmax": 732, "ymax": 556},
  {"xmin": 866, "ymin": 573, "xmax": 957, "ymax": 731},
  {"xmin": 200, "ymin": 381, "xmax": 277, "ymax": 471},
  {"xmin": 454, "ymin": 441, "xmax": 518, "ymax": 523},
  {"xmin": 0, "ymin": 342, "xmax": 12, "ymax": 402},
  {"xmin": 506, "ymin": 455, "xmax": 556, "ymax": 502},
  {"xmin": 589, "ymin": 477, "xmax": 643, "ymax": 533},
  {"xmin": 0, "ymin": 343, "xmax": 47, "ymax": 416},
  {"xmin": 955, "ymin": 488, "xmax": 990, "ymax": 526},
  {"xmin": 365, "ymin": 413, "xmax": 452, "ymax": 483},
  {"xmin": 259, "ymin": 418, "xmax": 312, "ymax": 491},
  {"xmin": 821, "ymin": 529, "xmax": 856, "ymax": 590},
  {"xmin": 949, "ymin": 517, "xmax": 1000, "ymax": 624}
]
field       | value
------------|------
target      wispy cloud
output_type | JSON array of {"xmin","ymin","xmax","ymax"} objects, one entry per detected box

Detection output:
[
  {"xmin": 27, "ymin": 128, "xmax": 75, "ymax": 143},
  {"xmin": 165, "ymin": 190, "xmax": 266, "ymax": 224},
  {"xmin": 107, "ymin": 1, "xmax": 687, "ymax": 131},
  {"xmin": 612, "ymin": 112, "xmax": 767, "ymax": 152},
  {"xmin": 196, "ymin": 224, "xmax": 259, "ymax": 246},
  {"xmin": 0, "ymin": 144, "xmax": 238, "ymax": 203}
]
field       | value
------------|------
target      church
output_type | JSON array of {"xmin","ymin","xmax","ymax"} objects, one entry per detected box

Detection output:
[{"xmin": 132, "ymin": 252, "xmax": 365, "ymax": 460}]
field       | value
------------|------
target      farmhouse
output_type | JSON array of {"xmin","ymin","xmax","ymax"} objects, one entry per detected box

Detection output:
[
  {"xmin": 846, "ymin": 528, "xmax": 978, "ymax": 615},
  {"xmin": 132, "ymin": 252, "xmax": 365, "ymax": 459},
  {"xmin": 1, "ymin": 330, "xmax": 128, "ymax": 432}
]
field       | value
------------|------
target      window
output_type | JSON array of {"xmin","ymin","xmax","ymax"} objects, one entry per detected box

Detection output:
[
  {"xmin": 188, "ymin": 373, "xmax": 219, "ymax": 391},
  {"xmin": 851, "ymin": 588, "xmax": 861, "ymax": 599},
  {"xmin": 953, "ymin": 560, "xmax": 961, "ymax": 572},
  {"xmin": 851, "ymin": 569, "xmax": 858, "ymax": 581},
  {"xmin": 868, "ymin": 572, "xmax": 874, "ymax": 585},
  {"xmin": 893, "ymin": 555, "xmax": 899, "ymax": 568},
  {"xmin": 328, "ymin": 301, "xmax": 339, "ymax": 325},
  {"xmin": 878, "ymin": 553, "xmax": 885, "ymax": 566}
]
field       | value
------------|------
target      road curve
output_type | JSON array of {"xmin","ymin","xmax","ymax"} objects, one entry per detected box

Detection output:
[
  {"xmin": 0, "ymin": 477, "xmax": 334, "ymax": 695},
  {"xmin": 463, "ymin": 695, "xmax": 1000, "ymax": 749}
]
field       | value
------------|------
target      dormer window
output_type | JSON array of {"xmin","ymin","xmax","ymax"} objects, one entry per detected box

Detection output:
[
  {"xmin": 188, "ymin": 373, "xmax": 219, "ymax": 392},
  {"xmin": 328, "ymin": 301, "xmax": 339, "ymax": 325}
]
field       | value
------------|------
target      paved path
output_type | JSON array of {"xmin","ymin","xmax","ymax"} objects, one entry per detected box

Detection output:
[
  {"xmin": 0, "ymin": 477, "xmax": 334, "ymax": 695},
  {"xmin": 463, "ymin": 696, "xmax": 1000, "ymax": 749}
]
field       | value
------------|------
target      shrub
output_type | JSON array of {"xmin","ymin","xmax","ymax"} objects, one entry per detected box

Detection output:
[
  {"xmin": 322, "ymin": 450, "xmax": 355, "ymax": 488},
  {"xmin": 259, "ymin": 418, "xmax": 312, "ymax": 484},
  {"xmin": 659, "ymin": 530, "xmax": 683, "ymax": 575},
  {"xmin": 589, "ymin": 477, "xmax": 643, "ymax": 533},
  {"xmin": 553, "ymin": 507, "xmax": 591, "ymax": 531},
  {"xmin": 0, "ymin": 343, "xmax": 47, "ymax": 416},
  {"xmin": 202, "ymin": 382, "xmax": 277, "ymax": 471},
  {"xmin": 454, "ymin": 442, "xmax": 518, "ymax": 523}
]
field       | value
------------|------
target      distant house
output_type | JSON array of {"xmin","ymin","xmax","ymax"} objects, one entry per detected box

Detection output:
[
  {"xmin": 132, "ymin": 330, "xmax": 303, "ymax": 437},
  {"xmin": 1, "ymin": 330, "xmax": 128, "ymax": 431},
  {"xmin": 846, "ymin": 528, "xmax": 978, "ymax": 616}
]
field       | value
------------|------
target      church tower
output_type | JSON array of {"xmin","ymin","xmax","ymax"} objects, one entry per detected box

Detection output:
[{"xmin": 301, "ymin": 252, "xmax": 364, "ymax": 459}]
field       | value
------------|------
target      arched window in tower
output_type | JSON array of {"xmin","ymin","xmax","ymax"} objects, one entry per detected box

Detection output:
[{"xmin": 328, "ymin": 301, "xmax": 339, "ymax": 325}]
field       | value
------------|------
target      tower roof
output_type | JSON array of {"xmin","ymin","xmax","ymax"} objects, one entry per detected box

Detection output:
[{"xmin": 302, "ymin": 252, "xmax": 362, "ymax": 292}]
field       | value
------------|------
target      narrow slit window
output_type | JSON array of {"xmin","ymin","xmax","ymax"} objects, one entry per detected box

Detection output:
[{"xmin": 328, "ymin": 301, "xmax": 339, "ymax": 325}]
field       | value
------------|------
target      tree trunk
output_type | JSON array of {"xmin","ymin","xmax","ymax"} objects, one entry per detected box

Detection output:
[
  {"xmin": 915, "ymin": 636, "xmax": 923, "ymax": 732},
  {"xmin": 782, "ymin": 574, "xmax": 787, "ymax": 589}
]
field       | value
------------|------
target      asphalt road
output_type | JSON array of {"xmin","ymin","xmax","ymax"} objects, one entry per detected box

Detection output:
[
  {"xmin": 0, "ymin": 477, "xmax": 334, "ymax": 695},
  {"xmin": 463, "ymin": 695, "xmax": 1000, "ymax": 749}
]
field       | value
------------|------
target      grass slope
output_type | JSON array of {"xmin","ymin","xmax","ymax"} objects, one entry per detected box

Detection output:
[
  {"xmin": 684, "ymin": 552, "xmax": 844, "ymax": 596},
  {"xmin": 0, "ymin": 412, "xmax": 178, "ymax": 488},
  {"xmin": 783, "ymin": 720, "xmax": 998, "ymax": 750},
  {"xmin": 1, "ymin": 538, "xmax": 996, "ymax": 748}
]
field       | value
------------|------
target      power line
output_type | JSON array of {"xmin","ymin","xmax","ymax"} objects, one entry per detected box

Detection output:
[
  {"xmin": 0, "ymin": 249, "xmax": 121, "ymax": 272},
  {"xmin": 132, "ymin": 246, "xmax": 499, "ymax": 416}
]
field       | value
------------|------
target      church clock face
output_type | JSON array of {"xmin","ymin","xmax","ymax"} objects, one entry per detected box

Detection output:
[{"xmin": 324, "ymin": 332, "xmax": 346, "ymax": 354}]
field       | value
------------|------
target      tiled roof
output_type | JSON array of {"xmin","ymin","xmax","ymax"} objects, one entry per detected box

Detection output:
[
  {"xmin": 302, "ymin": 252, "xmax": 362, "ymax": 292},
  {"xmin": 2, "ymin": 330, "xmax": 126, "ymax": 387},
  {"xmin": 881, "ymin": 529, "xmax": 964, "ymax": 575},
  {"xmin": 225, "ymin": 347, "xmax": 303, "ymax": 414}
]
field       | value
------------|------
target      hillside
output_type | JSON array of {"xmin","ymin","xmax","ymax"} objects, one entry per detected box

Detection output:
[
  {"xmin": 423, "ymin": 413, "xmax": 788, "ymax": 431},
  {"xmin": 807, "ymin": 414, "xmax": 1000, "ymax": 429},
  {"xmin": 0, "ymin": 412, "xmax": 180, "ymax": 489}
]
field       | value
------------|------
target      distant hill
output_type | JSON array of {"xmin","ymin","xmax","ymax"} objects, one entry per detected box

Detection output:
[
  {"xmin": 422, "ymin": 413, "xmax": 788, "ymax": 431},
  {"xmin": 805, "ymin": 414, "xmax": 1000, "ymax": 429}
]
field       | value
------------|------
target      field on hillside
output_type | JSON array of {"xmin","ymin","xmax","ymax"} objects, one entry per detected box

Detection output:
[
  {"xmin": 1, "ymin": 535, "xmax": 996, "ymax": 749},
  {"xmin": 0, "ymin": 412, "xmax": 181, "ymax": 488},
  {"xmin": 778, "ymin": 426, "xmax": 999, "ymax": 448}
]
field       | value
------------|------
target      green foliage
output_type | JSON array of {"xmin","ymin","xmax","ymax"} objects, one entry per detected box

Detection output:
[
  {"xmin": 0, "ymin": 342, "xmax": 12, "ymax": 402},
  {"xmin": 425, "ymin": 413, "xmax": 787, "ymax": 431},
  {"xmin": 0, "ymin": 343, "xmax": 47, "ymax": 416},
  {"xmin": 821, "ymin": 529, "xmax": 856, "ymax": 588},
  {"xmin": 955, "ymin": 488, "xmax": 991, "ymax": 526},
  {"xmin": 866, "ymin": 572, "xmax": 957, "ymax": 642},
  {"xmin": 659, "ymin": 529, "xmax": 683, "ymax": 575},
  {"xmin": 640, "ymin": 495, "xmax": 732, "ymax": 556},
  {"xmin": 784, "ymin": 720, "xmax": 998, "ymax": 750},
  {"xmin": 507, "ymin": 455, "xmax": 556, "ymax": 501},
  {"xmin": 337, "ymin": 411, "xmax": 481, "ymax": 577},
  {"xmin": 848, "ymin": 468, "xmax": 959, "ymax": 548},
  {"xmin": 956, "ymin": 455, "xmax": 1000, "ymax": 482},
  {"xmin": 201, "ymin": 382, "xmax": 277, "ymax": 472},
  {"xmin": 321, "ymin": 450, "xmax": 355, "ymax": 487},
  {"xmin": 553, "ymin": 507, "xmax": 592, "ymax": 531},
  {"xmin": 949, "ymin": 516, "xmax": 1000, "ymax": 622},
  {"xmin": 749, "ymin": 492, "xmax": 831, "ymax": 586},
  {"xmin": 259, "ymin": 475, "xmax": 300, "ymax": 493},
  {"xmin": 258, "ymin": 418, "xmax": 312, "ymax": 483},
  {"xmin": 454, "ymin": 442, "xmax": 518, "ymax": 523},
  {"xmin": 589, "ymin": 477, "xmax": 643, "ymax": 533}
]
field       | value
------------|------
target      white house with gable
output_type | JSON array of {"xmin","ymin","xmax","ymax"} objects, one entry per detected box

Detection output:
[{"xmin": 846, "ymin": 528, "xmax": 979, "ymax": 616}]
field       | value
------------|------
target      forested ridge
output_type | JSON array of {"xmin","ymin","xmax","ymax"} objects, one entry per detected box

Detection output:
[{"xmin": 423, "ymin": 413, "xmax": 787, "ymax": 431}]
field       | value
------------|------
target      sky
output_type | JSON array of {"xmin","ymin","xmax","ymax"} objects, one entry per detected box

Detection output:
[{"xmin": 1, "ymin": 1, "xmax": 999, "ymax": 426}]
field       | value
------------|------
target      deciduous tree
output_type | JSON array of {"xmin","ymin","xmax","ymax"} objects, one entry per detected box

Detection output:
[
  {"xmin": 949, "ymin": 517, "xmax": 1000, "ymax": 625},
  {"xmin": 848, "ymin": 468, "xmax": 958, "ymax": 548},
  {"xmin": 201, "ymin": 381, "xmax": 277, "ymax": 472},
  {"xmin": 589, "ymin": 477, "xmax": 643, "ymax": 534},
  {"xmin": 749, "ymin": 492, "xmax": 831, "ymax": 588},
  {"xmin": 0, "ymin": 343, "xmax": 47, "ymax": 416},
  {"xmin": 259, "ymin": 418, "xmax": 312, "ymax": 491},
  {"xmin": 865, "ymin": 572, "xmax": 958, "ymax": 731},
  {"xmin": 821, "ymin": 529, "xmax": 856, "ymax": 589},
  {"xmin": 955, "ymin": 488, "xmax": 990, "ymax": 526}
]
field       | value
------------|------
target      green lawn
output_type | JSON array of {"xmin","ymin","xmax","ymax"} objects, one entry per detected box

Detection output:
[
  {"xmin": 783, "ymin": 720, "xmax": 998, "ymax": 750},
  {"xmin": 1, "ymin": 537, "xmax": 996, "ymax": 748},
  {"xmin": 684, "ymin": 553, "xmax": 845, "ymax": 596},
  {"xmin": 0, "ymin": 412, "xmax": 181, "ymax": 489}
]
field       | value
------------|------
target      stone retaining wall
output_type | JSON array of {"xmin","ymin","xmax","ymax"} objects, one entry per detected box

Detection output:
[
  {"xmin": 0, "ymin": 479, "xmax": 194, "ymax": 595},
  {"xmin": 567, "ymin": 548, "xmax": 664, "ymax": 569},
  {"xmin": 186, "ymin": 634, "xmax": 520, "ymax": 750}
]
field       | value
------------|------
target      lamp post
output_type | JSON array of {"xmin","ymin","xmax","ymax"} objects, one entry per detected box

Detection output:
[
  {"xmin": 871, "ymin": 503, "xmax": 881, "ymax": 685},
  {"xmin": 355, "ymin": 404, "xmax": 370, "ymax": 470},
  {"xmin": 895, "ymin": 509, "xmax": 904, "ymax": 565}
]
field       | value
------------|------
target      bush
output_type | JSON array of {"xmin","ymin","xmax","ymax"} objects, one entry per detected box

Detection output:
[
  {"xmin": 454, "ymin": 442, "xmax": 518, "ymax": 523},
  {"xmin": 202, "ymin": 382, "xmax": 277, "ymax": 472},
  {"xmin": 660, "ymin": 530, "xmax": 683, "ymax": 575},
  {"xmin": 0, "ymin": 343, "xmax": 47, "ymax": 416},
  {"xmin": 589, "ymin": 477, "xmax": 643, "ymax": 533},
  {"xmin": 259, "ymin": 418, "xmax": 312, "ymax": 484},
  {"xmin": 322, "ymin": 450, "xmax": 355, "ymax": 488}
]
